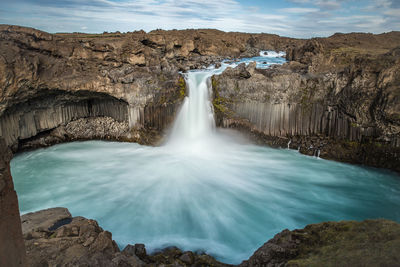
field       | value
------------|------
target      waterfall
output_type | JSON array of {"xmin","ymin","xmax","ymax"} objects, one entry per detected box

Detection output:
[
  {"xmin": 166, "ymin": 51, "xmax": 287, "ymax": 148},
  {"xmin": 167, "ymin": 50, "xmax": 287, "ymax": 148},
  {"xmin": 166, "ymin": 68, "xmax": 226, "ymax": 151},
  {"xmin": 169, "ymin": 71, "xmax": 215, "ymax": 142}
]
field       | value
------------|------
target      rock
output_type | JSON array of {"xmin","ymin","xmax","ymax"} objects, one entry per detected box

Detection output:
[
  {"xmin": 122, "ymin": 244, "xmax": 137, "ymax": 256},
  {"xmin": 212, "ymin": 35, "xmax": 400, "ymax": 172},
  {"xmin": 241, "ymin": 219, "xmax": 400, "ymax": 267},
  {"xmin": 21, "ymin": 207, "xmax": 229, "ymax": 267},
  {"xmin": 123, "ymin": 243, "xmax": 146, "ymax": 259},
  {"xmin": 112, "ymin": 253, "xmax": 144, "ymax": 267},
  {"xmin": 20, "ymin": 207, "xmax": 400, "ymax": 267},
  {"xmin": 0, "ymin": 138, "xmax": 26, "ymax": 267},
  {"xmin": 90, "ymin": 231, "xmax": 120, "ymax": 255},
  {"xmin": 21, "ymin": 207, "xmax": 72, "ymax": 236},
  {"xmin": 134, "ymin": 244, "xmax": 147, "ymax": 259},
  {"xmin": 179, "ymin": 251, "xmax": 194, "ymax": 264},
  {"xmin": 22, "ymin": 208, "xmax": 124, "ymax": 267}
]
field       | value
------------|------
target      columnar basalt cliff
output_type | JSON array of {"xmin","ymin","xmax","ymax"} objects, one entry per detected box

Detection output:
[
  {"xmin": 212, "ymin": 32, "xmax": 400, "ymax": 171},
  {"xmin": 0, "ymin": 25, "xmax": 302, "ymax": 150}
]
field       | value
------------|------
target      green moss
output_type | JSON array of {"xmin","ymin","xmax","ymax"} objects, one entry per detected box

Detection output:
[
  {"xmin": 178, "ymin": 76, "xmax": 186, "ymax": 99},
  {"xmin": 49, "ymin": 232, "xmax": 57, "ymax": 239},
  {"xmin": 345, "ymin": 140, "xmax": 359, "ymax": 147},
  {"xmin": 159, "ymin": 95, "xmax": 166, "ymax": 104},
  {"xmin": 211, "ymin": 76, "xmax": 218, "ymax": 90},
  {"xmin": 213, "ymin": 97, "xmax": 228, "ymax": 113},
  {"xmin": 211, "ymin": 77, "xmax": 231, "ymax": 115},
  {"xmin": 374, "ymin": 142, "xmax": 383, "ymax": 148}
]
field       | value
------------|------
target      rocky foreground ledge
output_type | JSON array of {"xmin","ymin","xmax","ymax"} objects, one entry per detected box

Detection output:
[{"xmin": 22, "ymin": 208, "xmax": 400, "ymax": 267}]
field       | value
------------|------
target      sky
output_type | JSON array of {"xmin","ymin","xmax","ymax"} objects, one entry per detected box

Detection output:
[{"xmin": 0, "ymin": 0, "xmax": 399, "ymax": 38}]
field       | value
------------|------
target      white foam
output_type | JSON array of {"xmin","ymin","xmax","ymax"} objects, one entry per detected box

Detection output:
[{"xmin": 260, "ymin": 50, "xmax": 286, "ymax": 58}]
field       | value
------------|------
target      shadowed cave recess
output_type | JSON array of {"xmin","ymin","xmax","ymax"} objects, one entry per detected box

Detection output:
[{"xmin": 0, "ymin": 90, "xmax": 129, "ymax": 150}]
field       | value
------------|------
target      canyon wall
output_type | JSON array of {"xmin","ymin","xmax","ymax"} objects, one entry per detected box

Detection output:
[
  {"xmin": 0, "ymin": 25, "xmax": 301, "ymax": 149},
  {"xmin": 0, "ymin": 25, "xmax": 302, "ymax": 265},
  {"xmin": 212, "ymin": 33, "xmax": 400, "ymax": 171},
  {"xmin": 1, "ymin": 25, "xmax": 399, "ymax": 266}
]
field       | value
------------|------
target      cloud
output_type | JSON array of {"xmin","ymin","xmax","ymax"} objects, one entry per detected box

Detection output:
[
  {"xmin": 384, "ymin": 7, "xmax": 400, "ymax": 16},
  {"xmin": 0, "ymin": 0, "xmax": 398, "ymax": 38},
  {"xmin": 280, "ymin": 7, "xmax": 319, "ymax": 13},
  {"xmin": 391, "ymin": 0, "xmax": 400, "ymax": 7},
  {"xmin": 316, "ymin": 0, "xmax": 341, "ymax": 10},
  {"xmin": 287, "ymin": 0, "xmax": 312, "ymax": 3}
]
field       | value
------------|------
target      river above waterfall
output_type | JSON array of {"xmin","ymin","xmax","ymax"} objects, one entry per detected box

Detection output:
[{"xmin": 11, "ymin": 52, "xmax": 400, "ymax": 264}]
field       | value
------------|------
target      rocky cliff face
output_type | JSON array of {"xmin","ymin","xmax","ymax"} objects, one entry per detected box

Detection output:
[
  {"xmin": 0, "ymin": 25, "xmax": 185, "ymax": 149},
  {"xmin": 0, "ymin": 25, "xmax": 301, "ymax": 150},
  {"xmin": 0, "ymin": 139, "xmax": 26, "ymax": 267},
  {"xmin": 212, "ymin": 32, "xmax": 400, "ymax": 171}
]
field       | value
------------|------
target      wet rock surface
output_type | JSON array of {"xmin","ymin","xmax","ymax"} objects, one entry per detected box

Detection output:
[{"xmin": 22, "ymin": 208, "xmax": 400, "ymax": 267}]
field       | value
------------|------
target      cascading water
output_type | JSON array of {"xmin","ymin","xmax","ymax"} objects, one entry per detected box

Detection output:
[
  {"xmin": 10, "ymin": 52, "xmax": 400, "ymax": 264},
  {"xmin": 167, "ymin": 70, "xmax": 216, "ymax": 145}
]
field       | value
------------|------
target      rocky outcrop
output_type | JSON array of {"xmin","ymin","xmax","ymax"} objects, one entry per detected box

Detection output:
[
  {"xmin": 0, "ymin": 139, "xmax": 26, "ymax": 267},
  {"xmin": 240, "ymin": 219, "xmax": 400, "ymax": 267},
  {"xmin": 212, "ymin": 32, "xmax": 400, "ymax": 171},
  {"xmin": 22, "ymin": 208, "xmax": 400, "ymax": 267},
  {"xmin": 22, "ymin": 208, "xmax": 229, "ymax": 267}
]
